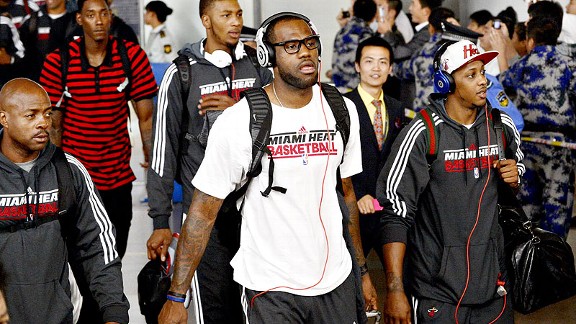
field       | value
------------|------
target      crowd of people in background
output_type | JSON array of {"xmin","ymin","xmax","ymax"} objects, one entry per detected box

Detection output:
[{"xmin": 0, "ymin": 0, "xmax": 575, "ymax": 323}]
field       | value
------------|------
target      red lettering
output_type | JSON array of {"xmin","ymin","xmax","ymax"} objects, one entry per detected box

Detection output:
[{"xmin": 463, "ymin": 44, "xmax": 477, "ymax": 59}]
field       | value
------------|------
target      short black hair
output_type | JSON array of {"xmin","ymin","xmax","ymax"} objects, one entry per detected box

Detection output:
[
  {"xmin": 429, "ymin": 7, "xmax": 455, "ymax": 31},
  {"xmin": 77, "ymin": 0, "xmax": 108, "ymax": 12},
  {"xmin": 420, "ymin": 0, "xmax": 443, "ymax": 10},
  {"xmin": 388, "ymin": 0, "xmax": 403, "ymax": 19},
  {"xmin": 528, "ymin": 0, "xmax": 563, "ymax": 27},
  {"xmin": 264, "ymin": 16, "xmax": 309, "ymax": 44},
  {"xmin": 355, "ymin": 36, "xmax": 394, "ymax": 63},
  {"xmin": 514, "ymin": 22, "xmax": 526, "ymax": 42},
  {"xmin": 353, "ymin": 0, "xmax": 377, "ymax": 23},
  {"xmin": 496, "ymin": 7, "xmax": 517, "ymax": 39},
  {"xmin": 199, "ymin": 0, "xmax": 232, "ymax": 18},
  {"xmin": 469, "ymin": 10, "xmax": 493, "ymax": 26},
  {"xmin": 145, "ymin": 1, "xmax": 173, "ymax": 23},
  {"xmin": 527, "ymin": 15, "xmax": 560, "ymax": 46}
]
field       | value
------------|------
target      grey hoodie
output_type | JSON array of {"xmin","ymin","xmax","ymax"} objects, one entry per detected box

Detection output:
[
  {"xmin": 0, "ymin": 134, "xmax": 129, "ymax": 323},
  {"xmin": 376, "ymin": 94, "xmax": 524, "ymax": 304},
  {"xmin": 147, "ymin": 40, "xmax": 273, "ymax": 228}
]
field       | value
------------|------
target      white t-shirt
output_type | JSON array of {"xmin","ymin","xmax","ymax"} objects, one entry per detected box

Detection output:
[{"xmin": 193, "ymin": 84, "xmax": 362, "ymax": 296}]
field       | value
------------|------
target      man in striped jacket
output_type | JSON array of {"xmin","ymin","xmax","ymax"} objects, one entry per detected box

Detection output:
[
  {"xmin": 40, "ymin": 0, "xmax": 157, "ymax": 260},
  {"xmin": 40, "ymin": 0, "xmax": 157, "ymax": 321}
]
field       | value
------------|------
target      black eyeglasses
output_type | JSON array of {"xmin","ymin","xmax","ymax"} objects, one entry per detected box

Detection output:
[{"xmin": 271, "ymin": 35, "xmax": 320, "ymax": 54}]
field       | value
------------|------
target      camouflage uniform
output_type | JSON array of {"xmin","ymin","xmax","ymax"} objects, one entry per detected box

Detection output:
[
  {"xmin": 499, "ymin": 45, "xmax": 576, "ymax": 238},
  {"xmin": 393, "ymin": 33, "xmax": 442, "ymax": 112},
  {"xmin": 558, "ymin": 42, "xmax": 576, "ymax": 71},
  {"xmin": 331, "ymin": 16, "xmax": 373, "ymax": 92}
]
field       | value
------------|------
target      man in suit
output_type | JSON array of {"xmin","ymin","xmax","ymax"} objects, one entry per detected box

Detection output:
[
  {"xmin": 345, "ymin": 36, "xmax": 407, "ymax": 267},
  {"xmin": 390, "ymin": 0, "xmax": 442, "ymax": 62}
]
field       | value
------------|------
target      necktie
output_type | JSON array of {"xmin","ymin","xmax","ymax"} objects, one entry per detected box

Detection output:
[{"xmin": 372, "ymin": 99, "xmax": 384, "ymax": 150}]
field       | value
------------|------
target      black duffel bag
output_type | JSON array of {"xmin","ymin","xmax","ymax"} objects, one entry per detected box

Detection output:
[
  {"xmin": 494, "ymin": 109, "xmax": 576, "ymax": 314},
  {"xmin": 137, "ymin": 259, "xmax": 171, "ymax": 323},
  {"xmin": 499, "ymin": 199, "xmax": 576, "ymax": 314}
]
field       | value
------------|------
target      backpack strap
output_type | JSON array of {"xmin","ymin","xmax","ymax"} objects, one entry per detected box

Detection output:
[
  {"xmin": 52, "ymin": 147, "xmax": 77, "ymax": 237},
  {"xmin": 491, "ymin": 108, "xmax": 508, "ymax": 160},
  {"xmin": 320, "ymin": 83, "xmax": 350, "ymax": 149},
  {"xmin": 241, "ymin": 88, "xmax": 286, "ymax": 197},
  {"xmin": 172, "ymin": 54, "xmax": 192, "ymax": 182},
  {"xmin": 115, "ymin": 38, "xmax": 132, "ymax": 96},
  {"xmin": 418, "ymin": 108, "xmax": 438, "ymax": 165},
  {"xmin": 56, "ymin": 47, "xmax": 72, "ymax": 109},
  {"xmin": 27, "ymin": 9, "xmax": 38, "ymax": 36}
]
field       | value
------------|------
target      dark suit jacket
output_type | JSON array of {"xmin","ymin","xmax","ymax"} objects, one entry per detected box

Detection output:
[
  {"xmin": 393, "ymin": 27, "xmax": 429, "ymax": 62},
  {"xmin": 345, "ymin": 88, "xmax": 407, "ymax": 200}
]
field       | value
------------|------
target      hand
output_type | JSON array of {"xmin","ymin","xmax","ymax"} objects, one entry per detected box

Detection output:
[
  {"xmin": 357, "ymin": 195, "xmax": 376, "ymax": 214},
  {"xmin": 0, "ymin": 48, "xmax": 11, "ymax": 65},
  {"xmin": 147, "ymin": 228, "xmax": 173, "ymax": 261},
  {"xmin": 197, "ymin": 94, "xmax": 237, "ymax": 115},
  {"xmin": 383, "ymin": 290, "xmax": 412, "ymax": 324},
  {"xmin": 141, "ymin": 143, "xmax": 150, "ymax": 168},
  {"xmin": 376, "ymin": 18, "xmax": 394, "ymax": 34},
  {"xmin": 446, "ymin": 17, "xmax": 460, "ymax": 26},
  {"xmin": 337, "ymin": 9, "xmax": 351, "ymax": 28},
  {"xmin": 488, "ymin": 27, "xmax": 508, "ymax": 54},
  {"xmin": 158, "ymin": 300, "xmax": 188, "ymax": 324},
  {"xmin": 362, "ymin": 274, "xmax": 378, "ymax": 311},
  {"xmin": 493, "ymin": 159, "xmax": 519, "ymax": 189}
]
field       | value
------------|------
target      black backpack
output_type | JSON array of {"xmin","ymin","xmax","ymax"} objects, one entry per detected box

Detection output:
[
  {"xmin": 172, "ymin": 50, "xmax": 350, "ymax": 252},
  {"xmin": 214, "ymin": 83, "xmax": 351, "ymax": 252}
]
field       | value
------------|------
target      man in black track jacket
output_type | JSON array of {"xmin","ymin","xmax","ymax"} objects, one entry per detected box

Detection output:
[
  {"xmin": 0, "ymin": 78, "xmax": 128, "ymax": 324},
  {"xmin": 376, "ymin": 40, "xmax": 524, "ymax": 323},
  {"xmin": 145, "ymin": 0, "xmax": 272, "ymax": 322}
]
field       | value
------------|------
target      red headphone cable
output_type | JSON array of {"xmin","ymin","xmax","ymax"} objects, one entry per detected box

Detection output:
[{"xmin": 250, "ymin": 61, "xmax": 333, "ymax": 308}]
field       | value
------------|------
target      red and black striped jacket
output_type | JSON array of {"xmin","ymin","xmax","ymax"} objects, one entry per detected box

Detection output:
[{"xmin": 40, "ymin": 36, "xmax": 157, "ymax": 190}]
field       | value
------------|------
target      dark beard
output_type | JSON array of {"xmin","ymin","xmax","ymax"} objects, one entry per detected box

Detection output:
[{"xmin": 277, "ymin": 67, "xmax": 317, "ymax": 89}]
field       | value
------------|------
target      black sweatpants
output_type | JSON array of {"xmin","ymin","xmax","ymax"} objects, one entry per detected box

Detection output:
[
  {"xmin": 77, "ymin": 183, "xmax": 132, "ymax": 324},
  {"xmin": 243, "ymin": 271, "xmax": 357, "ymax": 324},
  {"xmin": 413, "ymin": 295, "xmax": 514, "ymax": 323},
  {"xmin": 194, "ymin": 226, "xmax": 243, "ymax": 323}
]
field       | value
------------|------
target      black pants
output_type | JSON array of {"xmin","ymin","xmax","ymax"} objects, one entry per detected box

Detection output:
[
  {"xmin": 99, "ymin": 183, "xmax": 133, "ymax": 258},
  {"xmin": 243, "ymin": 271, "xmax": 357, "ymax": 323},
  {"xmin": 359, "ymin": 211, "xmax": 385, "ymax": 263},
  {"xmin": 194, "ymin": 226, "xmax": 244, "ymax": 323},
  {"xmin": 77, "ymin": 183, "xmax": 132, "ymax": 324},
  {"xmin": 413, "ymin": 296, "xmax": 514, "ymax": 323}
]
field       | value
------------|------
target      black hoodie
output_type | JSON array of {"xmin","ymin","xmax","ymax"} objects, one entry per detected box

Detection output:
[
  {"xmin": 376, "ymin": 94, "xmax": 524, "ymax": 305},
  {"xmin": 0, "ymin": 134, "xmax": 129, "ymax": 323}
]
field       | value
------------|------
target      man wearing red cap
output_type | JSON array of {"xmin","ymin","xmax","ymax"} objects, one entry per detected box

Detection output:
[{"xmin": 376, "ymin": 40, "xmax": 523, "ymax": 323}]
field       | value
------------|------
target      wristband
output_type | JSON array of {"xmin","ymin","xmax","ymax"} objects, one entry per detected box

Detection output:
[
  {"xmin": 359, "ymin": 263, "xmax": 369, "ymax": 276},
  {"xmin": 166, "ymin": 294, "xmax": 186, "ymax": 303},
  {"xmin": 167, "ymin": 290, "xmax": 187, "ymax": 303}
]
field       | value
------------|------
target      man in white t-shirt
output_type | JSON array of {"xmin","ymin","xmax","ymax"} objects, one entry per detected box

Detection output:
[{"xmin": 159, "ymin": 12, "xmax": 378, "ymax": 324}]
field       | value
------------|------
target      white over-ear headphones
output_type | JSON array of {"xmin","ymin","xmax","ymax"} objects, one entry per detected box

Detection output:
[
  {"xmin": 255, "ymin": 12, "xmax": 321, "ymax": 67},
  {"xmin": 204, "ymin": 41, "xmax": 246, "ymax": 68}
]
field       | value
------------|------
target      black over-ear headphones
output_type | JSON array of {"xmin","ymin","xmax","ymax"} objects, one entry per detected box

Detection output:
[
  {"xmin": 433, "ymin": 40, "xmax": 456, "ymax": 94},
  {"xmin": 255, "ymin": 12, "xmax": 321, "ymax": 67}
]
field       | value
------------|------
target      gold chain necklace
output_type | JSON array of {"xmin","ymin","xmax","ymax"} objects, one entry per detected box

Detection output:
[{"xmin": 272, "ymin": 82, "xmax": 285, "ymax": 108}]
